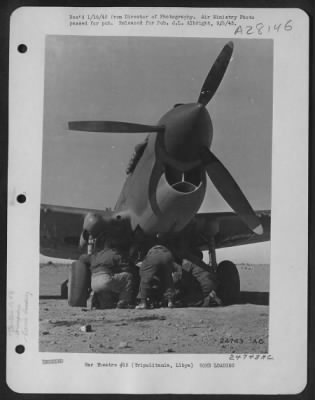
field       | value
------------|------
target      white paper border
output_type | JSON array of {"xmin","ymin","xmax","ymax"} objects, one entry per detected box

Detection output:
[{"xmin": 7, "ymin": 7, "xmax": 309, "ymax": 394}]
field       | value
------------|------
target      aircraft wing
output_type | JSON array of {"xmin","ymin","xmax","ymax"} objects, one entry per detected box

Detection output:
[
  {"xmin": 40, "ymin": 204, "xmax": 111, "ymax": 260},
  {"xmin": 40, "ymin": 202, "xmax": 271, "ymax": 260},
  {"xmin": 185, "ymin": 210, "xmax": 271, "ymax": 250}
]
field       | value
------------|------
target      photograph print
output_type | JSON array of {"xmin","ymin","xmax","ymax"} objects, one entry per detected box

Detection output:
[{"xmin": 39, "ymin": 35, "xmax": 272, "ymax": 354}]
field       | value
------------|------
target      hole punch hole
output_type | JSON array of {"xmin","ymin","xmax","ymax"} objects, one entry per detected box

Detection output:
[
  {"xmin": 17, "ymin": 44, "xmax": 27, "ymax": 53},
  {"xmin": 17, "ymin": 194, "xmax": 26, "ymax": 203},
  {"xmin": 15, "ymin": 345, "xmax": 25, "ymax": 354}
]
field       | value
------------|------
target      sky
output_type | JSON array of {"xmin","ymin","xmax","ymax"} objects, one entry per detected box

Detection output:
[{"xmin": 41, "ymin": 36, "xmax": 273, "ymax": 263}]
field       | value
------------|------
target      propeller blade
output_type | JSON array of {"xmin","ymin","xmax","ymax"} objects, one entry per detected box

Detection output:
[
  {"xmin": 201, "ymin": 148, "xmax": 263, "ymax": 234},
  {"xmin": 68, "ymin": 121, "xmax": 164, "ymax": 133},
  {"xmin": 198, "ymin": 41, "xmax": 234, "ymax": 106}
]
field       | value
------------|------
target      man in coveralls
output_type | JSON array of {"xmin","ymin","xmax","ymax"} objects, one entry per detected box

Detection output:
[
  {"xmin": 89, "ymin": 241, "xmax": 136, "ymax": 309},
  {"xmin": 173, "ymin": 258, "xmax": 222, "ymax": 307},
  {"xmin": 136, "ymin": 245, "xmax": 176, "ymax": 309}
]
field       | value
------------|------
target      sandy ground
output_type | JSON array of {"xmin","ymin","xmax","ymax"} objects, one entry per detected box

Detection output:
[{"xmin": 39, "ymin": 263, "xmax": 269, "ymax": 354}]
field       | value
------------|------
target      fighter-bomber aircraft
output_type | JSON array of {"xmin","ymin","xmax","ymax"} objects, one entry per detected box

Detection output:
[{"xmin": 40, "ymin": 42, "xmax": 271, "ymax": 306}]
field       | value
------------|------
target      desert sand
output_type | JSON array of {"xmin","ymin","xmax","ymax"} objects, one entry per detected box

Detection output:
[{"xmin": 39, "ymin": 263, "xmax": 269, "ymax": 354}]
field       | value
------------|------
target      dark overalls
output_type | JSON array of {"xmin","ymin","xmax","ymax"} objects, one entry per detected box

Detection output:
[
  {"xmin": 175, "ymin": 259, "xmax": 217, "ymax": 307},
  {"xmin": 89, "ymin": 248, "xmax": 134, "ymax": 308},
  {"xmin": 138, "ymin": 245, "xmax": 175, "ymax": 304}
]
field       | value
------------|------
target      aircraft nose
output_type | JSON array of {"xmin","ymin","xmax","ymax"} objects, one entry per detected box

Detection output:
[{"xmin": 163, "ymin": 103, "xmax": 213, "ymax": 163}]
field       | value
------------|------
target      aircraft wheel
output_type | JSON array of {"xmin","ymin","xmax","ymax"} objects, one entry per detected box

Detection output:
[
  {"xmin": 217, "ymin": 260, "xmax": 240, "ymax": 305},
  {"xmin": 60, "ymin": 279, "xmax": 68, "ymax": 299},
  {"xmin": 191, "ymin": 249, "xmax": 203, "ymax": 260},
  {"xmin": 68, "ymin": 261, "xmax": 90, "ymax": 307}
]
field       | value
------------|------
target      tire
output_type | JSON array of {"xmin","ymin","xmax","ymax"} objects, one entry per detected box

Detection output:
[
  {"xmin": 191, "ymin": 249, "xmax": 203, "ymax": 261},
  {"xmin": 60, "ymin": 279, "xmax": 68, "ymax": 299},
  {"xmin": 68, "ymin": 261, "xmax": 90, "ymax": 307},
  {"xmin": 217, "ymin": 260, "xmax": 240, "ymax": 305}
]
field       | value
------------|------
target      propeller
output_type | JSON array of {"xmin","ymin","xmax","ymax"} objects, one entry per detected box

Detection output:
[
  {"xmin": 200, "ymin": 147, "xmax": 263, "ymax": 235},
  {"xmin": 68, "ymin": 41, "xmax": 262, "ymax": 235},
  {"xmin": 195, "ymin": 42, "xmax": 263, "ymax": 234},
  {"xmin": 68, "ymin": 121, "xmax": 164, "ymax": 133},
  {"xmin": 68, "ymin": 42, "xmax": 233, "ymax": 134},
  {"xmin": 198, "ymin": 41, "xmax": 234, "ymax": 106}
]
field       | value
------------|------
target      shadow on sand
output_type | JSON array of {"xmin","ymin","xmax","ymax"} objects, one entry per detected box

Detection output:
[
  {"xmin": 239, "ymin": 291, "xmax": 269, "ymax": 306},
  {"xmin": 40, "ymin": 291, "xmax": 269, "ymax": 306}
]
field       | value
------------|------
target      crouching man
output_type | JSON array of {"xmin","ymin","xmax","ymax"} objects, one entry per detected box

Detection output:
[
  {"xmin": 136, "ymin": 245, "xmax": 176, "ymax": 309},
  {"xmin": 90, "ymin": 242, "xmax": 135, "ymax": 309},
  {"xmin": 174, "ymin": 258, "xmax": 222, "ymax": 307}
]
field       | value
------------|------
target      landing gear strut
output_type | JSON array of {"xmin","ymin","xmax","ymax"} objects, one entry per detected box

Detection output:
[
  {"xmin": 208, "ymin": 235, "xmax": 217, "ymax": 272},
  {"xmin": 87, "ymin": 235, "xmax": 96, "ymax": 255}
]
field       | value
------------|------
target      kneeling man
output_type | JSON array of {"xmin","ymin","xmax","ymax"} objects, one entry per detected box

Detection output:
[
  {"xmin": 90, "ymin": 242, "xmax": 135, "ymax": 309},
  {"xmin": 174, "ymin": 258, "xmax": 222, "ymax": 307}
]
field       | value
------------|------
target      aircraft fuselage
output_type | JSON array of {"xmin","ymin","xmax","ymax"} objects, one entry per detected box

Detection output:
[{"xmin": 114, "ymin": 103, "xmax": 213, "ymax": 235}]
